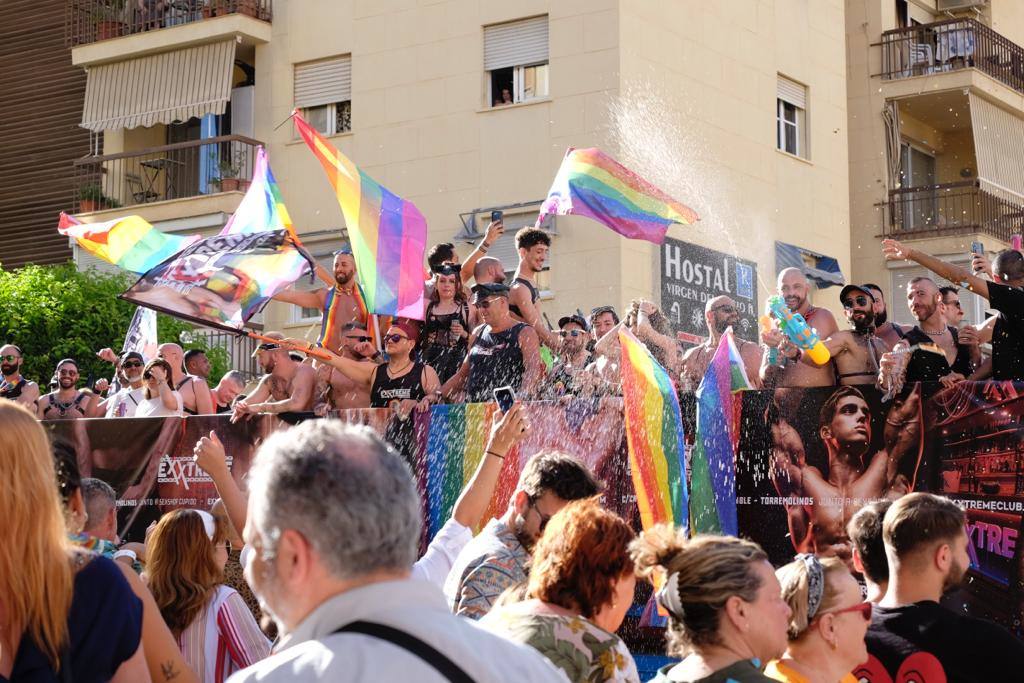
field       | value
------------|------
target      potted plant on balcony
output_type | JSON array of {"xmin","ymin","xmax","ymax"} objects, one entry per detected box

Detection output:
[
  {"xmin": 91, "ymin": 0, "xmax": 127, "ymax": 41},
  {"xmin": 212, "ymin": 153, "xmax": 248, "ymax": 193},
  {"xmin": 78, "ymin": 183, "xmax": 122, "ymax": 212}
]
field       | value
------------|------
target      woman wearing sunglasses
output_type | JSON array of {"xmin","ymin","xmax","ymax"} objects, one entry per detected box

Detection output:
[
  {"xmin": 765, "ymin": 555, "xmax": 869, "ymax": 683},
  {"xmin": 420, "ymin": 263, "xmax": 479, "ymax": 383},
  {"xmin": 136, "ymin": 358, "xmax": 184, "ymax": 417}
]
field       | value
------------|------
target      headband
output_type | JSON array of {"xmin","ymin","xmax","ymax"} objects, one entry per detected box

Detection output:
[
  {"xmin": 797, "ymin": 553, "xmax": 825, "ymax": 620},
  {"xmin": 192, "ymin": 509, "xmax": 217, "ymax": 541},
  {"xmin": 656, "ymin": 570, "xmax": 684, "ymax": 619}
]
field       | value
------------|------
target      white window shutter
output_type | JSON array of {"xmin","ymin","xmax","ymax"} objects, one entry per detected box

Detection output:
[
  {"xmin": 777, "ymin": 74, "xmax": 806, "ymax": 109},
  {"xmin": 295, "ymin": 56, "xmax": 352, "ymax": 109},
  {"xmin": 484, "ymin": 16, "xmax": 549, "ymax": 71}
]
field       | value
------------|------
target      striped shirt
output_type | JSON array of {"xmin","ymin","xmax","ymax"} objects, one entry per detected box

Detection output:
[{"xmin": 178, "ymin": 585, "xmax": 271, "ymax": 683}]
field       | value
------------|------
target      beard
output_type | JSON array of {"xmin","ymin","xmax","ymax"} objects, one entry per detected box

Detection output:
[
  {"xmin": 59, "ymin": 377, "xmax": 76, "ymax": 389},
  {"xmin": 512, "ymin": 513, "xmax": 537, "ymax": 553},
  {"xmin": 942, "ymin": 556, "xmax": 968, "ymax": 594},
  {"xmin": 913, "ymin": 302, "xmax": 937, "ymax": 323},
  {"xmin": 851, "ymin": 309, "xmax": 876, "ymax": 332},
  {"xmin": 335, "ymin": 271, "xmax": 354, "ymax": 286},
  {"xmin": 124, "ymin": 372, "xmax": 144, "ymax": 385},
  {"xmin": 784, "ymin": 294, "xmax": 805, "ymax": 312},
  {"xmin": 1, "ymin": 363, "xmax": 18, "ymax": 377},
  {"xmin": 874, "ymin": 307, "xmax": 888, "ymax": 325}
]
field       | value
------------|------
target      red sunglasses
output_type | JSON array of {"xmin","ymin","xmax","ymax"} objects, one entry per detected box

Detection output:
[{"xmin": 814, "ymin": 601, "xmax": 872, "ymax": 622}]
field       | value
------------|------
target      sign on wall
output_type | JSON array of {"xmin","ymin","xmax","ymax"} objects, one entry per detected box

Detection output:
[{"xmin": 660, "ymin": 237, "xmax": 759, "ymax": 342}]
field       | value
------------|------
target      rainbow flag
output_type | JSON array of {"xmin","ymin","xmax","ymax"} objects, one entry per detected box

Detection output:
[
  {"xmin": 537, "ymin": 148, "xmax": 699, "ymax": 244},
  {"xmin": 293, "ymin": 111, "xmax": 428, "ymax": 320},
  {"xmin": 221, "ymin": 147, "xmax": 300, "ymax": 241},
  {"xmin": 692, "ymin": 330, "xmax": 751, "ymax": 535},
  {"xmin": 57, "ymin": 212, "xmax": 199, "ymax": 274},
  {"xmin": 619, "ymin": 327, "xmax": 688, "ymax": 533}
]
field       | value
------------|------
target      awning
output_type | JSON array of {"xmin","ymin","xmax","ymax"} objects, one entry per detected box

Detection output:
[
  {"xmin": 775, "ymin": 241, "xmax": 846, "ymax": 288},
  {"xmin": 970, "ymin": 93, "xmax": 1024, "ymax": 205},
  {"xmin": 81, "ymin": 40, "xmax": 236, "ymax": 131}
]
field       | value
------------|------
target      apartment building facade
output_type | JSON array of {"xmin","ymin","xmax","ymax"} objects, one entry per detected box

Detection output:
[{"xmin": 55, "ymin": 0, "xmax": 850, "ymax": 369}]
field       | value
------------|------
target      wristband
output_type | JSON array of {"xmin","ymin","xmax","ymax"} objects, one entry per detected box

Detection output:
[
  {"xmin": 485, "ymin": 450, "xmax": 506, "ymax": 460},
  {"xmin": 113, "ymin": 549, "xmax": 137, "ymax": 563}
]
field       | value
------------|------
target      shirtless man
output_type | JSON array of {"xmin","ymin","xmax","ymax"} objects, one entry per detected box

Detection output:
[
  {"xmin": 770, "ymin": 385, "xmax": 921, "ymax": 563},
  {"xmin": 211, "ymin": 371, "xmax": 246, "ymax": 413},
  {"xmin": 36, "ymin": 359, "xmax": 96, "ymax": 420},
  {"xmin": 313, "ymin": 321, "xmax": 380, "ymax": 413},
  {"xmin": 680, "ymin": 296, "xmax": 763, "ymax": 391},
  {"xmin": 820, "ymin": 285, "xmax": 890, "ymax": 386},
  {"xmin": 271, "ymin": 247, "xmax": 368, "ymax": 354},
  {"xmin": 507, "ymin": 227, "xmax": 561, "ymax": 349},
  {"xmin": 760, "ymin": 268, "xmax": 839, "ymax": 388},
  {"xmin": 157, "ymin": 343, "xmax": 214, "ymax": 415},
  {"xmin": 863, "ymin": 284, "xmax": 907, "ymax": 349},
  {"xmin": 231, "ymin": 332, "xmax": 317, "ymax": 421},
  {"xmin": 0, "ymin": 344, "xmax": 39, "ymax": 408}
]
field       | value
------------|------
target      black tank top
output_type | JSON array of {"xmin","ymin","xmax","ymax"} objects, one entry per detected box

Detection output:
[
  {"xmin": 422, "ymin": 302, "xmax": 470, "ymax": 351},
  {"xmin": 508, "ymin": 278, "xmax": 539, "ymax": 319},
  {"xmin": 0, "ymin": 377, "xmax": 26, "ymax": 400},
  {"xmin": 903, "ymin": 326, "xmax": 972, "ymax": 383},
  {"xmin": 176, "ymin": 376, "xmax": 199, "ymax": 415},
  {"xmin": 466, "ymin": 323, "xmax": 527, "ymax": 403},
  {"xmin": 370, "ymin": 362, "xmax": 426, "ymax": 408}
]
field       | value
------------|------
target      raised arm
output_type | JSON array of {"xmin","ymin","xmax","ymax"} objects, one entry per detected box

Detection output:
[
  {"xmin": 193, "ymin": 431, "xmax": 248, "ymax": 538},
  {"xmin": 271, "ymin": 287, "xmax": 327, "ymax": 310},
  {"xmin": 281, "ymin": 340, "xmax": 376, "ymax": 389},
  {"xmin": 883, "ymin": 238, "xmax": 991, "ymax": 299},
  {"xmin": 452, "ymin": 405, "xmax": 527, "ymax": 528},
  {"xmin": 460, "ymin": 220, "xmax": 505, "ymax": 285},
  {"xmin": 769, "ymin": 418, "xmax": 812, "ymax": 551}
]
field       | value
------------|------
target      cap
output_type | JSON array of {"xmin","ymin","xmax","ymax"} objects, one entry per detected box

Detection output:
[
  {"xmin": 119, "ymin": 351, "xmax": 145, "ymax": 364},
  {"xmin": 471, "ymin": 282, "xmax": 511, "ymax": 303},
  {"xmin": 589, "ymin": 305, "xmax": 620, "ymax": 324},
  {"xmin": 558, "ymin": 314, "xmax": 589, "ymax": 330},
  {"xmin": 389, "ymin": 318, "xmax": 421, "ymax": 344},
  {"xmin": 332, "ymin": 243, "xmax": 353, "ymax": 256},
  {"xmin": 839, "ymin": 284, "xmax": 876, "ymax": 303}
]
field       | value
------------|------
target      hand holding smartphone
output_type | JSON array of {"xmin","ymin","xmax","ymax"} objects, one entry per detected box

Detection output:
[{"xmin": 493, "ymin": 385, "xmax": 515, "ymax": 413}]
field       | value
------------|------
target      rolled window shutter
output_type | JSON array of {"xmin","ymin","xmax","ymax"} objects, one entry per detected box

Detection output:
[
  {"xmin": 777, "ymin": 74, "xmax": 806, "ymax": 109},
  {"xmin": 295, "ymin": 56, "xmax": 352, "ymax": 109},
  {"xmin": 484, "ymin": 16, "xmax": 549, "ymax": 71}
]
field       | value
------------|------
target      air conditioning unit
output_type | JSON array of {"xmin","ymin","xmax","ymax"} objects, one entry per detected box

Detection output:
[{"xmin": 937, "ymin": 0, "xmax": 987, "ymax": 12}]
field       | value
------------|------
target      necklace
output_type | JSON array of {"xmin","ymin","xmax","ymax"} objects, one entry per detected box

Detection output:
[
  {"xmin": 923, "ymin": 327, "xmax": 948, "ymax": 337},
  {"xmin": 387, "ymin": 360, "xmax": 413, "ymax": 378}
]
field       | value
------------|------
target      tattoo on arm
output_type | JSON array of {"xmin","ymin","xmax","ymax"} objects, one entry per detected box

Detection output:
[{"xmin": 160, "ymin": 661, "xmax": 181, "ymax": 681}]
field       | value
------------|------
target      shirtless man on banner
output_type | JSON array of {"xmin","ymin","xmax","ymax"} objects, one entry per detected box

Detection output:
[{"xmin": 769, "ymin": 385, "xmax": 922, "ymax": 563}]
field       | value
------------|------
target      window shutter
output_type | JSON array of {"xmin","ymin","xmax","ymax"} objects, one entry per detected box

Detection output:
[
  {"xmin": 777, "ymin": 74, "xmax": 806, "ymax": 109},
  {"xmin": 484, "ymin": 16, "xmax": 549, "ymax": 71},
  {"xmin": 478, "ymin": 212, "xmax": 553, "ymax": 273},
  {"xmin": 294, "ymin": 56, "xmax": 352, "ymax": 109}
]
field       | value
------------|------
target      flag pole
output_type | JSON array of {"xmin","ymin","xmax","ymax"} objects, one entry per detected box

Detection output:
[{"xmin": 246, "ymin": 331, "xmax": 334, "ymax": 362}]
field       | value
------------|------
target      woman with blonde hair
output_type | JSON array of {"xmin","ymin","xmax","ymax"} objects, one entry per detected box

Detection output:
[
  {"xmin": 0, "ymin": 401, "xmax": 149, "ymax": 681},
  {"xmin": 631, "ymin": 527, "xmax": 792, "ymax": 683},
  {"xmin": 481, "ymin": 498, "xmax": 640, "ymax": 682},
  {"xmin": 764, "ymin": 555, "xmax": 869, "ymax": 683},
  {"xmin": 146, "ymin": 508, "xmax": 269, "ymax": 682}
]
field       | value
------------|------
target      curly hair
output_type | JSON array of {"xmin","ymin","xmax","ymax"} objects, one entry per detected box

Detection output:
[
  {"xmin": 515, "ymin": 226, "xmax": 551, "ymax": 251},
  {"xmin": 528, "ymin": 498, "xmax": 635, "ymax": 618},
  {"xmin": 630, "ymin": 526, "xmax": 767, "ymax": 655},
  {"xmin": 517, "ymin": 451, "xmax": 603, "ymax": 502}
]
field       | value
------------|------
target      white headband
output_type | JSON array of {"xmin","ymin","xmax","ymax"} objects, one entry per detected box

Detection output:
[{"xmin": 192, "ymin": 509, "xmax": 217, "ymax": 541}]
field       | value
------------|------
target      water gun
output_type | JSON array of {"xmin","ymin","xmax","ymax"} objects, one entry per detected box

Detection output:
[{"xmin": 765, "ymin": 295, "xmax": 831, "ymax": 365}]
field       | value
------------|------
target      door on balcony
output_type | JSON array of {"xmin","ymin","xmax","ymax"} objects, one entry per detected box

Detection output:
[{"xmin": 900, "ymin": 142, "xmax": 937, "ymax": 231}]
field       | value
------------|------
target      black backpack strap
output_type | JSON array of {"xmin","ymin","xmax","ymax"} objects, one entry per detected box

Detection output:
[{"xmin": 331, "ymin": 621, "xmax": 474, "ymax": 683}]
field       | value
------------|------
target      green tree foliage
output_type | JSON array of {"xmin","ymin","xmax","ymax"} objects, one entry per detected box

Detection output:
[{"xmin": 0, "ymin": 263, "xmax": 229, "ymax": 387}]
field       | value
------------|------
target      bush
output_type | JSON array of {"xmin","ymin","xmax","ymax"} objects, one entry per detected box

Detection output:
[{"xmin": 0, "ymin": 262, "xmax": 228, "ymax": 387}]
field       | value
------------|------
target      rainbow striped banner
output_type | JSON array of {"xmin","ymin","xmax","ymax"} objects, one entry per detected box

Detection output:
[
  {"xmin": 293, "ymin": 111, "xmax": 427, "ymax": 320},
  {"xmin": 221, "ymin": 147, "xmax": 299, "ymax": 240},
  {"xmin": 618, "ymin": 327, "xmax": 688, "ymax": 533},
  {"xmin": 57, "ymin": 212, "xmax": 199, "ymax": 274},
  {"xmin": 692, "ymin": 329, "xmax": 751, "ymax": 535},
  {"xmin": 537, "ymin": 147, "xmax": 699, "ymax": 244}
]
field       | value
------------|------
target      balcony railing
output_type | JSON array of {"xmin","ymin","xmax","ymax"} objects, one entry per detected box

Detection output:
[
  {"xmin": 884, "ymin": 180, "xmax": 1024, "ymax": 241},
  {"xmin": 73, "ymin": 135, "xmax": 261, "ymax": 213},
  {"xmin": 880, "ymin": 19, "xmax": 1024, "ymax": 95},
  {"xmin": 67, "ymin": 0, "xmax": 272, "ymax": 47}
]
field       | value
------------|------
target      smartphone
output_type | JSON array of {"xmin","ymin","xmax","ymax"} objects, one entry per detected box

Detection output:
[
  {"xmin": 971, "ymin": 241, "xmax": 984, "ymax": 256},
  {"xmin": 493, "ymin": 385, "xmax": 515, "ymax": 413},
  {"xmin": 490, "ymin": 210, "xmax": 503, "ymax": 223}
]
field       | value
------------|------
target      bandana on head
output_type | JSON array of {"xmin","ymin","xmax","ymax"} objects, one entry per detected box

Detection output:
[{"xmin": 797, "ymin": 553, "xmax": 825, "ymax": 620}]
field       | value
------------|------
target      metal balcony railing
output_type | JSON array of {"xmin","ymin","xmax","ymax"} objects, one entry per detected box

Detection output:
[
  {"xmin": 72, "ymin": 135, "xmax": 262, "ymax": 213},
  {"xmin": 66, "ymin": 0, "xmax": 272, "ymax": 47},
  {"xmin": 884, "ymin": 180, "xmax": 1024, "ymax": 242},
  {"xmin": 880, "ymin": 18, "xmax": 1024, "ymax": 95}
]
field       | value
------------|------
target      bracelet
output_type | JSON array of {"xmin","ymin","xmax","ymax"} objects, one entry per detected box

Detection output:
[
  {"xmin": 485, "ymin": 450, "xmax": 506, "ymax": 460},
  {"xmin": 113, "ymin": 549, "xmax": 137, "ymax": 563}
]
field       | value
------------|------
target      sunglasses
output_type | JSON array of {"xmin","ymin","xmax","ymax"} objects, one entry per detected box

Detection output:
[
  {"xmin": 478, "ymin": 297, "xmax": 505, "ymax": 309},
  {"xmin": 432, "ymin": 263, "xmax": 462, "ymax": 275},
  {"xmin": 121, "ymin": 360, "xmax": 143, "ymax": 369},
  {"xmin": 559, "ymin": 330, "xmax": 585, "ymax": 337},
  {"xmin": 814, "ymin": 601, "xmax": 872, "ymax": 622},
  {"xmin": 0, "ymin": 355, "xmax": 19, "ymax": 363},
  {"xmin": 256, "ymin": 343, "xmax": 280, "ymax": 352},
  {"xmin": 842, "ymin": 296, "xmax": 870, "ymax": 309},
  {"xmin": 384, "ymin": 334, "xmax": 408, "ymax": 344},
  {"xmin": 528, "ymin": 496, "xmax": 552, "ymax": 533},
  {"xmin": 345, "ymin": 335, "xmax": 372, "ymax": 343}
]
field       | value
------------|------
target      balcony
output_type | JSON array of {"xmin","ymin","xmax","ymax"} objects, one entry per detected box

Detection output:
[
  {"xmin": 883, "ymin": 180, "xmax": 1024, "ymax": 241},
  {"xmin": 880, "ymin": 19, "xmax": 1024, "ymax": 96},
  {"xmin": 72, "ymin": 135, "xmax": 261, "ymax": 215},
  {"xmin": 67, "ymin": 0, "xmax": 271, "ymax": 48}
]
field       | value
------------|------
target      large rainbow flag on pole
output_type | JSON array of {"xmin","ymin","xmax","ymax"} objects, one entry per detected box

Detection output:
[
  {"xmin": 619, "ymin": 327, "xmax": 688, "ymax": 533},
  {"xmin": 293, "ymin": 110, "xmax": 428, "ymax": 320},
  {"xmin": 57, "ymin": 212, "xmax": 199, "ymax": 274},
  {"xmin": 536, "ymin": 147, "xmax": 699, "ymax": 244},
  {"xmin": 692, "ymin": 329, "xmax": 752, "ymax": 535}
]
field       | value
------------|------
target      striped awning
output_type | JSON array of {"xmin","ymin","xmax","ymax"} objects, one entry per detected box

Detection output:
[
  {"xmin": 970, "ymin": 92, "xmax": 1024, "ymax": 205},
  {"xmin": 81, "ymin": 41, "xmax": 236, "ymax": 131},
  {"xmin": 775, "ymin": 241, "xmax": 845, "ymax": 288}
]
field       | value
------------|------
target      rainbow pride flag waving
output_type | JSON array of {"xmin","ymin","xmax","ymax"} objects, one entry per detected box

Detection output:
[
  {"xmin": 619, "ymin": 327, "xmax": 688, "ymax": 533},
  {"xmin": 537, "ymin": 147, "xmax": 699, "ymax": 244},
  {"xmin": 57, "ymin": 212, "xmax": 199, "ymax": 274},
  {"xmin": 293, "ymin": 110, "xmax": 427, "ymax": 320},
  {"xmin": 692, "ymin": 329, "xmax": 752, "ymax": 535}
]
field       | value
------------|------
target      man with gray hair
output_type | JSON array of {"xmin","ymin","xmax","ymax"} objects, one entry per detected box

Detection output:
[
  {"xmin": 229, "ymin": 419, "xmax": 566, "ymax": 682},
  {"xmin": 81, "ymin": 477, "xmax": 117, "ymax": 542}
]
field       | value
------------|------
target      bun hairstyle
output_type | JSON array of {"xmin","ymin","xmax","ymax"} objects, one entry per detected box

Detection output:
[
  {"xmin": 776, "ymin": 555, "xmax": 848, "ymax": 640},
  {"xmin": 630, "ymin": 525, "xmax": 768, "ymax": 656}
]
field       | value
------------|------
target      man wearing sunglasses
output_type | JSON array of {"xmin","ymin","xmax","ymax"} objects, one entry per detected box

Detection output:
[
  {"xmin": 807, "ymin": 284, "xmax": 891, "ymax": 387},
  {"xmin": 231, "ymin": 332, "xmax": 317, "ymax": 422},
  {"xmin": 542, "ymin": 314, "xmax": 594, "ymax": 398},
  {"xmin": 37, "ymin": 358, "xmax": 96, "ymax": 420},
  {"xmin": 0, "ymin": 344, "xmax": 39, "ymax": 408},
  {"xmin": 312, "ymin": 321, "xmax": 382, "ymax": 413},
  {"xmin": 681, "ymin": 296, "xmax": 764, "ymax": 391},
  {"xmin": 96, "ymin": 352, "xmax": 146, "ymax": 418}
]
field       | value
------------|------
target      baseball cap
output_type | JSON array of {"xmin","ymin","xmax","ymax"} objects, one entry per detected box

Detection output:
[
  {"xmin": 390, "ymin": 318, "xmax": 421, "ymax": 344},
  {"xmin": 839, "ymin": 284, "xmax": 875, "ymax": 303},
  {"xmin": 558, "ymin": 314, "xmax": 589, "ymax": 330},
  {"xmin": 471, "ymin": 282, "xmax": 511, "ymax": 304}
]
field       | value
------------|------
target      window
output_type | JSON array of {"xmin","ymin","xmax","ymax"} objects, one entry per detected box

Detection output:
[
  {"xmin": 484, "ymin": 16, "xmax": 549, "ymax": 107},
  {"xmin": 294, "ymin": 56, "xmax": 352, "ymax": 135},
  {"xmin": 776, "ymin": 75, "xmax": 808, "ymax": 158}
]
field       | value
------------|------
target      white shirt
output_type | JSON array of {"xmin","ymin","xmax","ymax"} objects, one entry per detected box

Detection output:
[
  {"xmin": 135, "ymin": 390, "xmax": 183, "ymax": 417},
  {"xmin": 411, "ymin": 518, "xmax": 473, "ymax": 587},
  {"xmin": 104, "ymin": 387, "xmax": 145, "ymax": 418},
  {"xmin": 226, "ymin": 579, "xmax": 568, "ymax": 683}
]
